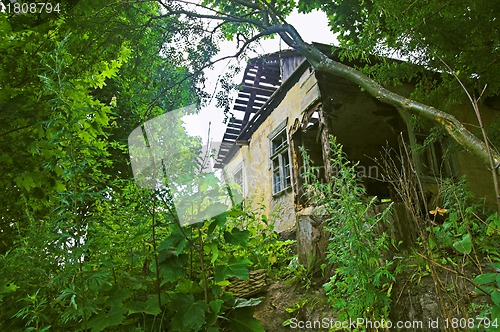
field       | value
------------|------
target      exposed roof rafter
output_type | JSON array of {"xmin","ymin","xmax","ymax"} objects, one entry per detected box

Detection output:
[{"xmin": 214, "ymin": 51, "xmax": 288, "ymax": 168}]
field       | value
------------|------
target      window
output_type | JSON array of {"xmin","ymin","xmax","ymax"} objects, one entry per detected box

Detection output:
[
  {"xmin": 233, "ymin": 166, "xmax": 243, "ymax": 188},
  {"xmin": 270, "ymin": 128, "xmax": 291, "ymax": 194},
  {"xmin": 231, "ymin": 165, "xmax": 245, "ymax": 206}
]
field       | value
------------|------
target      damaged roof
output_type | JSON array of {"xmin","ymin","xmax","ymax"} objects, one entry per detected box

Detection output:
[
  {"xmin": 214, "ymin": 52, "xmax": 282, "ymax": 167},
  {"xmin": 214, "ymin": 50, "xmax": 304, "ymax": 168}
]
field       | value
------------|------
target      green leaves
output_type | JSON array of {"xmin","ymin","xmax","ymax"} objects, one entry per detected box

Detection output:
[
  {"xmin": 224, "ymin": 228, "xmax": 250, "ymax": 246},
  {"xmin": 215, "ymin": 257, "xmax": 252, "ymax": 282},
  {"xmin": 14, "ymin": 173, "xmax": 36, "ymax": 192},
  {"xmin": 302, "ymin": 137, "xmax": 394, "ymax": 321},
  {"xmin": 170, "ymin": 294, "xmax": 207, "ymax": 331},
  {"xmin": 159, "ymin": 253, "xmax": 187, "ymax": 284},
  {"xmin": 473, "ymin": 265, "xmax": 500, "ymax": 325},
  {"xmin": 158, "ymin": 228, "xmax": 189, "ymax": 254},
  {"xmin": 486, "ymin": 213, "xmax": 500, "ymax": 236},
  {"xmin": 474, "ymin": 273, "xmax": 498, "ymax": 285},
  {"xmin": 228, "ymin": 308, "xmax": 265, "ymax": 332},
  {"xmin": 0, "ymin": 280, "xmax": 18, "ymax": 295},
  {"xmin": 87, "ymin": 305, "xmax": 127, "ymax": 332},
  {"xmin": 492, "ymin": 291, "xmax": 500, "ymax": 307},
  {"xmin": 127, "ymin": 297, "xmax": 161, "ymax": 316},
  {"xmin": 322, "ymin": 0, "xmax": 500, "ymax": 102},
  {"xmin": 453, "ymin": 234, "xmax": 472, "ymax": 254}
]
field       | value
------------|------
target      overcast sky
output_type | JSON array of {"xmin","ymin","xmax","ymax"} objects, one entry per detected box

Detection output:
[{"xmin": 182, "ymin": 10, "xmax": 337, "ymax": 145}]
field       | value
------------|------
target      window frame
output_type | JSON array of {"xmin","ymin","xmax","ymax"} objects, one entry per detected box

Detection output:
[{"xmin": 233, "ymin": 164, "xmax": 244, "ymax": 190}]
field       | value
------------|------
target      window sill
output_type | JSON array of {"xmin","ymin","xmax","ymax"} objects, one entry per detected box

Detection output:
[{"xmin": 272, "ymin": 186, "xmax": 292, "ymax": 198}]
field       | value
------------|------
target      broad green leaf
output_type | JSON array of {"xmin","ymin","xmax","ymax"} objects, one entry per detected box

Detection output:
[
  {"xmin": 214, "ymin": 257, "xmax": 251, "ymax": 282},
  {"xmin": 229, "ymin": 308, "xmax": 264, "ymax": 332},
  {"xmin": 227, "ymin": 208, "xmax": 246, "ymax": 219},
  {"xmin": 182, "ymin": 300, "xmax": 206, "ymax": 330},
  {"xmin": 158, "ymin": 230, "xmax": 188, "ymax": 255},
  {"xmin": 492, "ymin": 305, "xmax": 500, "ymax": 323},
  {"xmin": 216, "ymin": 280, "xmax": 231, "ymax": 287},
  {"xmin": 428, "ymin": 235, "xmax": 437, "ymax": 250},
  {"xmin": 492, "ymin": 290, "xmax": 500, "ymax": 307},
  {"xmin": 208, "ymin": 242, "xmax": 219, "ymax": 264},
  {"xmin": 228, "ymin": 257, "xmax": 251, "ymax": 279},
  {"xmin": 176, "ymin": 279, "xmax": 202, "ymax": 295},
  {"xmin": 209, "ymin": 299, "xmax": 224, "ymax": 315},
  {"xmin": 207, "ymin": 212, "xmax": 226, "ymax": 234},
  {"xmin": 126, "ymin": 296, "xmax": 161, "ymax": 316},
  {"xmin": 224, "ymin": 229, "xmax": 250, "ymax": 246},
  {"xmin": 171, "ymin": 294, "xmax": 206, "ymax": 331},
  {"xmin": 473, "ymin": 273, "xmax": 497, "ymax": 285},
  {"xmin": 453, "ymin": 234, "xmax": 472, "ymax": 254},
  {"xmin": 108, "ymin": 288, "xmax": 132, "ymax": 306},
  {"xmin": 159, "ymin": 255, "xmax": 185, "ymax": 284},
  {"xmin": 87, "ymin": 305, "xmax": 127, "ymax": 332},
  {"xmin": 0, "ymin": 17, "xmax": 12, "ymax": 35}
]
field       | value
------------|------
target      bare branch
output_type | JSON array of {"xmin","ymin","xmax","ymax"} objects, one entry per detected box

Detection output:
[
  {"xmin": 154, "ymin": 0, "xmax": 264, "ymax": 28},
  {"xmin": 232, "ymin": 0, "xmax": 261, "ymax": 10},
  {"xmin": 147, "ymin": 26, "xmax": 282, "ymax": 111}
]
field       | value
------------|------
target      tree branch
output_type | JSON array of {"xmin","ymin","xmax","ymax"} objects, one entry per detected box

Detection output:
[
  {"xmin": 153, "ymin": 0, "xmax": 264, "ymax": 28},
  {"xmin": 146, "ymin": 26, "xmax": 281, "ymax": 111},
  {"xmin": 278, "ymin": 34, "xmax": 500, "ymax": 177}
]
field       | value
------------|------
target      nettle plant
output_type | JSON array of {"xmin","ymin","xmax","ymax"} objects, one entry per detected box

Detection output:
[
  {"xmin": 121, "ymin": 178, "xmax": 275, "ymax": 331},
  {"xmin": 300, "ymin": 136, "xmax": 396, "ymax": 322},
  {"xmin": 65, "ymin": 185, "xmax": 273, "ymax": 331}
]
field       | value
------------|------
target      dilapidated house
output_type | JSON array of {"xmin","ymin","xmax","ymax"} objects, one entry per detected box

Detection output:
[{"xmin": 214, "ymin": 44, "xmax": 497, "ymax": 265}]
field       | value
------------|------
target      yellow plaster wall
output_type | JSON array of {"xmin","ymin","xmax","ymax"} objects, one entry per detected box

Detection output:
[{"xmin": 225, "ymin": 67, "xmax": 320, "ymax": 232}]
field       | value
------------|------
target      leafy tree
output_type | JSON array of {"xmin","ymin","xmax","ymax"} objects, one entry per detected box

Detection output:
[
  {"xmin": 308, "ymin": 0, "xmax": 499, "ymax": 99},
  {"xmin": 1, "ymin": 1, "xmax": 279, "ymax": 330},
  {"xmin": 2, "ymin": 0, "xmax": 499, "ymax": 329},
  {"xmin": 0, "ymin": 0, "xmax": 204, "ymax": 329}
]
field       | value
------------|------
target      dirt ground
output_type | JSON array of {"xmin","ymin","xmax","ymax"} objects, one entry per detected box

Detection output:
[{"xmin": 253, "ymin": 279, "xmax": 335, "ymax": 331}]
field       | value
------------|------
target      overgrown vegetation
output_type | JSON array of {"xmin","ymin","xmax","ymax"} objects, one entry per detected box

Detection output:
[
  {"xmin": 1, "ymin": 170, "xmax": 295, "ymax": 330},
  {"xmin": 292, "ymin": 135, "xmax": 500, "ymax": 331},
  {"xmin": 378, "ymin": 138, "xmax": 500, "ymax": 331},
  {"xmin": 301, "ymin": 137, "xmax": 397, "ymax": 323},
  {"xmin": 2, "ymin": 1, "xmax": 500, "ymax": 331},
  {"xmin": 0, "ymin": 1, "xmax": 291, "ymax": 330}
]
